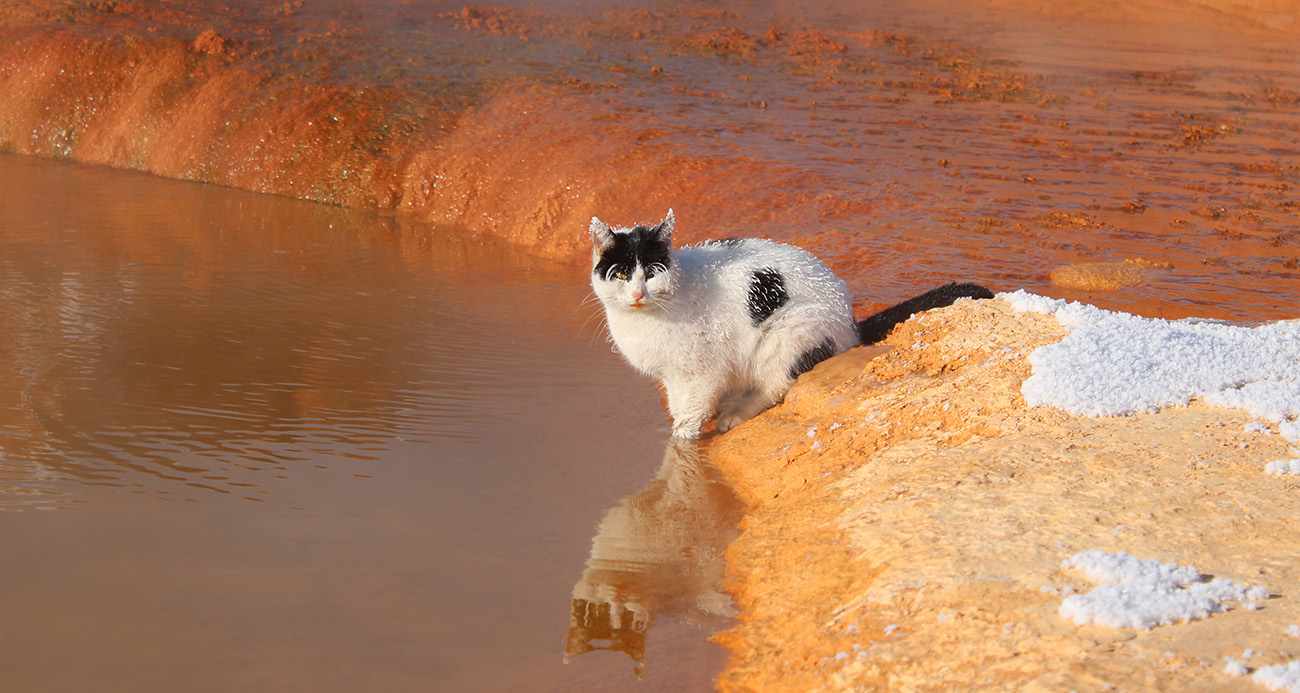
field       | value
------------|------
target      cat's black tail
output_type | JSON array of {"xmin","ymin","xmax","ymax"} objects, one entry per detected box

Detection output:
[{"xmin": 857, "ymin": 282, "xmax": 995, "ymax": 345}]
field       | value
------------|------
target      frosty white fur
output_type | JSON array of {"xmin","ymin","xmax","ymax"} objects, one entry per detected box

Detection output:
[{"xmin": 590, "ymin": 210, "xmax": 858, "ymax": 439}]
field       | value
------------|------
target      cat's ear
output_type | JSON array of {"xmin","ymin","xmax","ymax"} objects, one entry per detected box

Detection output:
[
  {"xmin": 652, "ymin": 209, "xmax": 675, "ymax": 244},
  {"xmin": 590, "ymin": 217, "xmax": 615, "ymax": 253}
]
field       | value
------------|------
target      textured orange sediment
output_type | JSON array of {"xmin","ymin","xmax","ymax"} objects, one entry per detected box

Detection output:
[
  {"xmin": 396, "ymin": 83, "xmax": 875, "ymax": 259},
  {"xmin": 0, "ymin": 20, "xmax": 429, "ymax": 209},
  {"xmin": 3, "ymin": 0, "xmax": 1299, "ymax": 322},
  {"xmin": 0, "ymin": 2, "xmax": 868, "ymax": 262},
  {"xmin": 708, "ymin": 299, "xmax": 1300, "ymax": 691}
]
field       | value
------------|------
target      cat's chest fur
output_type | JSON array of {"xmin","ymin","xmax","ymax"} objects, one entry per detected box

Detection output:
[{"xmin": 604, "ymin": 246, "xmax": 764, "ymax": 378}]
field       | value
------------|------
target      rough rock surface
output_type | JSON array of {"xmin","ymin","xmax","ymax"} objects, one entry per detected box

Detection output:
[{"xmin": 709, "ymin": 298, "xmax": 1300, "ymax": 691}]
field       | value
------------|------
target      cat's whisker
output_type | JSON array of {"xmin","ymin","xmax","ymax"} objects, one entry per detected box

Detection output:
[
  {"xmin": 577, "ymin": 293, "xmax": 603, "ymax": 311},
  {"xmin": 576, "ymin": 291, "xmax": 608, "ymax": 332},
  {"xmin": 581, "ymin": 314, "xmax": 609, "ymax": 347}
]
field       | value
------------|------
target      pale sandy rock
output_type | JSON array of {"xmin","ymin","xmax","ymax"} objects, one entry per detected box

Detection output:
[
  {"xmin": 711, "ymin": 298, "xmax": 1300, "ymax": 692},
  {"xmin": 1049, "ymin": 259, "xmax": 1172, "ymax": 291}
]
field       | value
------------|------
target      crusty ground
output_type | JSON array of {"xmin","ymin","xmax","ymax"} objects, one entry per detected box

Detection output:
[{"xmin": 710, "ymin": 298, "xmax": 1300, "ymax": 692}]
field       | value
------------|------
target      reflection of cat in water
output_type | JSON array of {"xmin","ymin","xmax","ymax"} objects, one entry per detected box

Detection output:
[
  {"xmin": 564, "ymin": 439, "xmax": 744, "ymax": 678},
  {"xmin": 590, "ymin": 210, "xmax": 993, "ymax": 439}
]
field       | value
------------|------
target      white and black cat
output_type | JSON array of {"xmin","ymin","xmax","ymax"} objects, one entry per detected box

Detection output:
[{"xmin": 589, "ymin": 210, "xmax": 992, "ymax": 439}]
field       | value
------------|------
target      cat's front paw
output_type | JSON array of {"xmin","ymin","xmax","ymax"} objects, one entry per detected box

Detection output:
[{"xmin": 715, "ymin": 412, "xmax": 747, "ymax": 434}]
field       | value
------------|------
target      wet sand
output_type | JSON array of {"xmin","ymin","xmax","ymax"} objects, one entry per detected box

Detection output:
[{"xmin": 0, "ymin": 153, "xmax": 729, "ymax": 691}]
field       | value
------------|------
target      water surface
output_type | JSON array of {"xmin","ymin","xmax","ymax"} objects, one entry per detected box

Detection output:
[
  {"xmin": 4, "ymin": 0, "xmax": 1297, "ymax": 322},
  {"xmin": 0, "ymin": 152, "xmax": 732, "ymax": 691}
]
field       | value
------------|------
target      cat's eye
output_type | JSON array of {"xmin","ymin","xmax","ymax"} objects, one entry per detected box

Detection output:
[{"xmin": 614, "ymin": 271, "xmax": 629, "ymax": 281}]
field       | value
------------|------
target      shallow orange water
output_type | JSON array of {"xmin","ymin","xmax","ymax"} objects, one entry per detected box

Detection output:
[
  {"xmin": 0, "ymin": 152, "xmax": 732, "ymax": 691},
  {"xmin": 1, "ymin": 0, "xmax": 1297, "ymax": 322}
]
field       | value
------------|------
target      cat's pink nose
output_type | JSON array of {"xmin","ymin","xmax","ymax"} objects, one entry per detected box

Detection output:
[{"xmin": 631, "ymin": 290, "xmax": 645, "ymax": 301}]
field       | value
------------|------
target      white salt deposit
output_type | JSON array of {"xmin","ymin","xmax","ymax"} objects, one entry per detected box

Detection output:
[
  {"xmin": 1266, "ymin": 460, "xmax": 1300, "ymax": 476},
  {"xmin": 1225, "ymin": 657, "xmax": 1249, "ymax": 677},
  {"xmin": 1254, "ymin": 660, "xmax": 1300, "ymax": 692},
  {"xmin": 1000, "ymin": 291, "xmax": 1300, "ymax": 443},
  {"xmin": 1058, "ymin": 549, "xmax": 1269, "ymax": 630}
]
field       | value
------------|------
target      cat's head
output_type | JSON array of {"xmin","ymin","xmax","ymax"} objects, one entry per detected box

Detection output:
[{"xmin": 589, "ymin": 210, "xmax": 677, "ymax": 311}]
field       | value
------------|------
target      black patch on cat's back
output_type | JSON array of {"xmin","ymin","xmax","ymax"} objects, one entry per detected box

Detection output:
[
  {"xmin": 789, "ymin": 337, "xmax": 836, "ymax": 379},
  {"xmin": 594, "ymin": 226, "xmax": 673, "ymax": 280},
  {"xmin": 856, "ymin": 282, "xmax": 995, "ymax": 344},
  {"xmin": 747, "ymin": 268, "xmax": 789, "ymax": 325}
]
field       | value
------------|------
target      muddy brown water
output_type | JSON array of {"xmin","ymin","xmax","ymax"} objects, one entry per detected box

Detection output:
[{"xmin": 0, "ymin": 152, "xmax": 735, "ymax": 691}]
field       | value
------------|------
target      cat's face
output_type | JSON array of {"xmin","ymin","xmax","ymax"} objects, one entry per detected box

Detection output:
[{"xmin": 590, "ymin": 211, "xmax": 677, "ymax": 312}]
